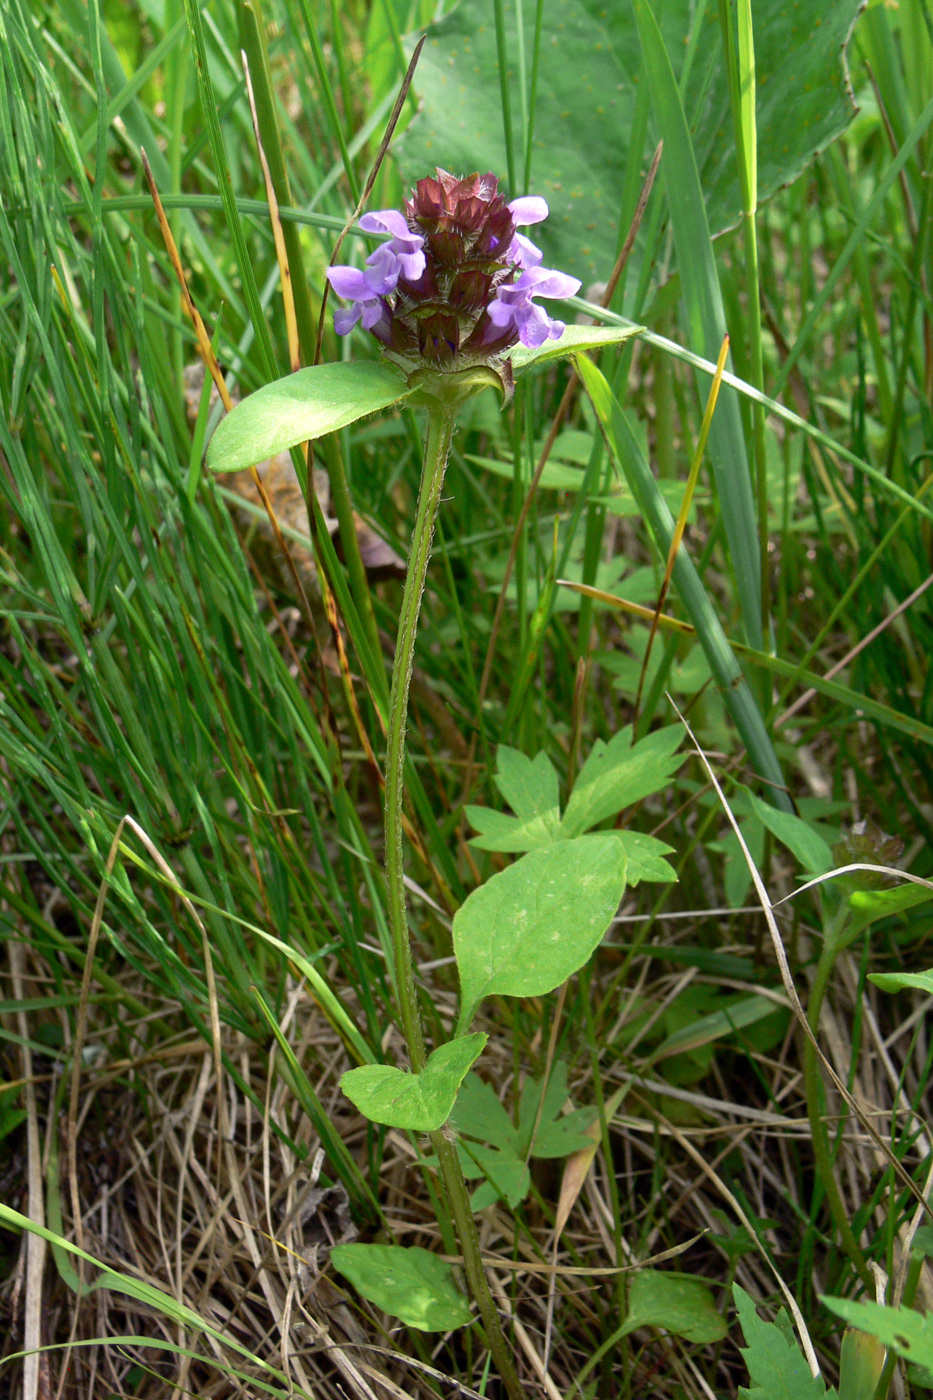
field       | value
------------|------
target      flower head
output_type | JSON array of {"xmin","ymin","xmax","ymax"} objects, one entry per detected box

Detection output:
[{"xmin": 325, "ymin": 169, "xmax": 580, "ymax": 376}]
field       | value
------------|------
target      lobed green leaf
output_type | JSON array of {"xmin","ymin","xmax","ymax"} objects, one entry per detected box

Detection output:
[{"xmin": 561, "ymin": 725, "xmax": 683, "ymax": 838}]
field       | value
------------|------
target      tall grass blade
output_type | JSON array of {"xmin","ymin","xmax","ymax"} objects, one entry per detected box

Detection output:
[
  {"xmin": 633, "ymin": 0, "xmax": 762, "ymax": 649},
  {"xmin": 575, "ymin": 354, "xmax": 791, "ymax": 809}
]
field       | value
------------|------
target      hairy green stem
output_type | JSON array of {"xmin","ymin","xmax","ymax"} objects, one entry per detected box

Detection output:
[
  {"xmin": 803, "ymin": 912, "xmax": 874, "ymax": 1292},
  {"xmin": 385, "ymin": 404, "xmax": 454, "ymax": 1070},
  {"xmin": 385, "ymin": 402, "xmax": 523, "ymax": 1400}
]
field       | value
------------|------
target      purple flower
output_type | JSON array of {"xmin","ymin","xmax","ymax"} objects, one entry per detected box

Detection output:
[
  {"xmin": 485, "ymin": 267, "xmax": 582, "ymax": 348},
  {"xmin": 325, "ymin": 169, "xmax": 580, "ymax": 369},
  {"xmin": 358, "ymin": 209, "xmax": 426, "ymax": 292},
  {"xmin": 325, "ymin": 266, "xmax": 391, "ymax": 338},
  {"xmin": 504, "ymin": 196, "xmax": 548, "ymax": 270}
]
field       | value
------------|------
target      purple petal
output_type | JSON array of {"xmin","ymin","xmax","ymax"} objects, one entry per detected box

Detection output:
[
  {"xmin": 333, "ymin": 305, "xmax": 361, "ymax": 335},
  {"xmin": 398, "ymin": 248, "xmax": 427, "ymax": 280},
  {"xmin": 508, "ymin": 195, "xmax": 548, "ymax": 226},
  {"xmin": 507, "ymin": 231, "xmax": 543, "ymax": 269},
  {"xmin": 326, "ymin": 265, "xmax": 374, "ymax": 301},
  {"xmin": 364, "ymin": 244, "xmax": 401, "ymax": 294},
  {"xmin": 517, "ymin": 267, "xmax": 581, "ymax": 300},
  {"xmin": 360, "ymin": 299, "xmax": 387, "ymax": 330},
  {"xmin": 486, "ymin": 296, "xmax": 515, "ymax": 328},
  {"xmin": 359, "ymin": 208, "xmax": 412, "ymax": 240},
  {"xmin": 516, "ymin": 304, "xmax": 553, "ymax": 348}
]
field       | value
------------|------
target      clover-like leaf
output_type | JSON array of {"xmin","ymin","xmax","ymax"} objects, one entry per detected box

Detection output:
[
  {"xmin": 613, "ymin": 830, "xmax": 677, "ymax": 886},
  {"xmin": 340, "ymin": 1033, "xmax": 487, "ymax": 1131},
  {"xmin": 561, "ymin": 726, "xmax": 683, "ymax": 838},
  {"xmin": 331, "ymin": 1244, "xmax": 472, "ymax": 1331},
  {"xmin": 454, "ymin": 836, "xmax": 627, "ymax": 1032},
  {"xmin": 466, "ymin": 745, "xmax": 562, "ymax": 852},
  {"xmin": 206, "ymin": 361, "xmax": 414, "ymax": 472}
]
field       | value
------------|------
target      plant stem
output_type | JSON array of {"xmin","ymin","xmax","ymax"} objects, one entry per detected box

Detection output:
[
  {"xmin": 385, "ymin": 401, "xmax": 524, "ymax": 1400},
  {"xmin": 802, "ymin": 910, "xmax": 874, "ymax": 1292},
  {"xmin": 385, "ymin": 403, "xmax": 453, "ymax": 1072}
]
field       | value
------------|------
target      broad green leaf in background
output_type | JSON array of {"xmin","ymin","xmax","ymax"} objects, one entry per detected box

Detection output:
[
  {"xmin": 330, "ymin": 1244, "xmax": 472, "ymax": 1331},
  {"xmin": 398, "ymin": 0, "xmax": 862, "ymax": 288},
  {"xmin": 632, "ymin": 0, "xmax": 761, "ymax": 647},
  {"xmin": 561, "ymin": 725, "xmax": 682, "ymax": 838},
  {"xmin": 514, "ymin": 1062, "xmax": 597, "ymax": 1159},
  {"xmin": 456, "ymin": 1065, "xmax": 597, "ymax": 1159},
  {"xmin": 823, "ymin": 1297, "xmax": 933, "ymax": 1379},
  {"xmin": 734, "ymin": 1284, "xmax": 836, "ymax": 1400},
  {"xmin": 454, "ymin": 835, "xmax": 627, "ymax": 1031},
  {"xmin": 457, "ymin": 1142, "xmax": 531, "ymax": 1211},
  {"xmin": 339, "ymin": 1033, "xmax": 487, "ymax": 1130},
  {"xmin": 205, "ymin": 362, "xmax": 414, "ymax": 472},
  {"xmin": 621, "ymin": 1271, "xmax": 728, "ymax": 1344}
]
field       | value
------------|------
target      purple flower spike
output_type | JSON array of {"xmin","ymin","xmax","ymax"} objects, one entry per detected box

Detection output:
[
  {"xmin": 325, "ymin": 169, "xmax": 580, "ymax": 367},
  {"xmin": 486, "ymin": 266, "xmax": 582, "ymax": 348}
]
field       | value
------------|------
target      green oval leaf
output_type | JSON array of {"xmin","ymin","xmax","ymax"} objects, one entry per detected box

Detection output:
[
  {"xmin": 330, "ymin": 1244, "xmax": 472, "ymax": 1331},
  {"xmin": 339, "ymin": 1033, "xmax": 487, "ymax": 1131},
  {"xmin": 454, "ymin": 835, "xmax": 627, "ymax": 1032},
  {"xmin": 205, "ymin": 361, "xmax": 414, "ymax": 472},
  {"xmin": 622, "ymin": 1271, "xmax": 727, "ymax": 1344}
]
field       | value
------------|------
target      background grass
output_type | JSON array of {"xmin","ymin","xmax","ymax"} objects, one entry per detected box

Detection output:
[{"xmin": 1, "ymin": 0, "xmax": 932, "ymax": 1396}]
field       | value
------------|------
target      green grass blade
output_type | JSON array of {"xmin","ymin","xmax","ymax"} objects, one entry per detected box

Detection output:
[
  {"xmin": 633, "ymin": 0, "xmax": 762, "ymax": 649},
  {"xmin": 575, "ymin": 354, "xmax": 791, "ymax": 809}
]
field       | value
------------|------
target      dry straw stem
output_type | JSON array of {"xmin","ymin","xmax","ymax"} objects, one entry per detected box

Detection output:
[
  {"xmin": 9, "ymin": 935, "xmax": 48, "ymax": 1400},
  {"xmin": 313, "ymin": 35, "xmax": 426, "ymax": 367},
  {"xmin": 241, "ymin": 51, "xmax": 300, "ymax": 375}
]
